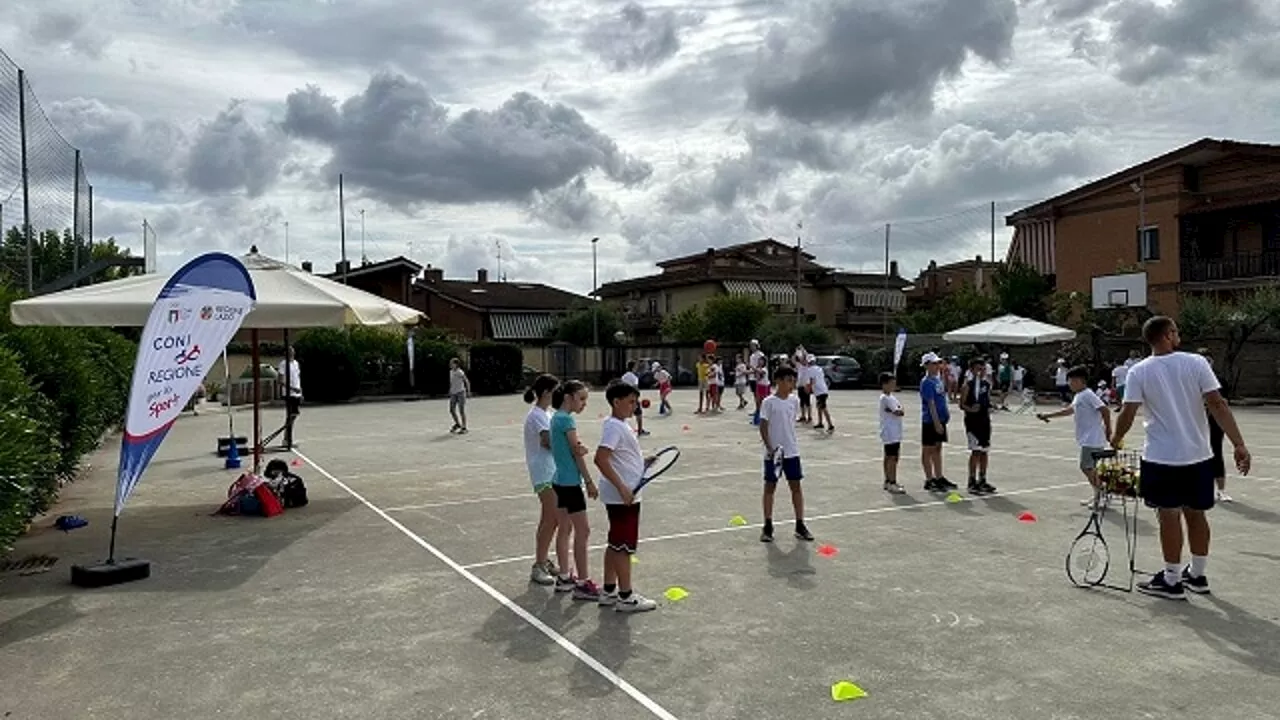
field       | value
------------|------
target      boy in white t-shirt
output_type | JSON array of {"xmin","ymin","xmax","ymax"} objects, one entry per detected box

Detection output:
[
  {"xmin": 620, "ymin": 361, "xmax": 649, "ymax": 436},
  {"xmin": 758, "ymin": 365, "xmax": 812, "ymax": 542},
  {"xmin": 592, "ymin": 381, "xmax": 658, "ymax": 613},
  {"xmin": 1037, "ymin": 366, "xmax": 1112, "ymax": 508},
  {"xmin": 749, "ymin": 341, "xmax": 770, "ymax": 425},
  {"xmin": 878, "ymin": 372, "xmax": 906, "ymax": 494},
  {"xmin": 808, "ymin": 355, "xmax": 834, "ymax": 434},
  {"xmin": 707, "ymin": 356, "xmax": 723, "ymax": 412}
]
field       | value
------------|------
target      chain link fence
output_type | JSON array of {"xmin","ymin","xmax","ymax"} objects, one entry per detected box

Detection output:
[{"xmin": 0, "ymin": 48, "xmax": 94, "ymax": 293}]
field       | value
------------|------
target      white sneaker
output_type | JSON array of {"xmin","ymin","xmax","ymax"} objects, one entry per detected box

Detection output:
[
  {"xmin": 1216, "ymin": 490, "xmax": 1233, "ymax": 502},
  {"xmin": 598, "ymin": 592, "xmax": 618, "ymax": 607},
  {"xmin": 615, "ymin": 593, "xmax": 657, "ymax": 613},
  {"xmin": 530, "ymin": 563, "xmax": 555, "ymax": 586}
]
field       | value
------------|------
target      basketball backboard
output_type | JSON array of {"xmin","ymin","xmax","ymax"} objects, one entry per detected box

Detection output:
[{"xmin": 1091, "ymin": 271, "xmax": 1147, "ymax": 310}]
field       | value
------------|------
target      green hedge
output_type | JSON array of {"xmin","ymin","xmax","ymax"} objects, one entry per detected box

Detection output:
[
  {"xmin": 412, "ymin": 338, "xmax": 460, "ymax": 396},
  {"xmin": 294, "ymin": 328, "xmax": 364, "ymax": 403},
  {"xmin": 0, "ymin": 284, "xmax": 136, "ymax": 552},
  {"xmin": 467, "ymin": 342, "xmax": 523, "ymax": 395}
]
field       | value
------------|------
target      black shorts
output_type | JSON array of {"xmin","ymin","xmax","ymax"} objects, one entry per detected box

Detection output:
[
  {"xmin": 964, "ymin": 413, "xmax": 991, "ymax": 451},
  {"xmin": 815, "ymin": 393, "xmax": 828, "ymax": 409},
  {"xmin": 285, "ymin": 396, "xmax": 301, "ymax": 416},
  {"xmin": 764, "ymin": 456, "xmax": 803, "ymax": 483},
  {"xmin": 798, "ymin": 387, "xmax": 811, "ymax": 407},
  {"xmin": 1139, "ymin": 458, "xmax": 1216, "ymax": 511},
  {"xmin": 883, "ymin": 442, "xmax": 901, "ymax": 458},
  {"xmin": 921, "ymin": 422, "xmax": 948, "ymax": 446},
  {"xmin": 553, "ymin": 484, "xmax": 588, "ymax": 514},
  {"xmin": 605, "ymin": 503, "xmax": 641, "ymax": 553}
]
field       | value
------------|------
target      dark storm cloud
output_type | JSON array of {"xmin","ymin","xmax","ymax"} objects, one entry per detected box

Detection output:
[
  {"xmin": 528, "ymin": 176, "xmax": 621, "ymax": 230},
  {"xmin": 25, "ymin": 10, "xmax": 110, "ymax": 58},
  {"xmin": 744, "ymin": 0, "xmax": 1019, "ymax": 124},
  {"xmin": 281, "ymin": 73, "xmax": 653, "ymax": 209},
  {"xmin": 45, "ymin": 98, "xmax": 185, "ymax": 189},
  {"xmin": 1104, "ymin": 0, "xmax": 1271, "ymax": 84},
  {"xmin": 662, "ymin": 121, "xmax": 853, "ymax": 213},
  {"xmin": 46, "ymin": 98, "xmax": 286, "ymax": 198},
  {"xmin": 222, "ymin": 1, "xmax": 549, "ymax": 93},
  {"xmin": 582, "ymin": 2, "xmax": 705, "ymax": 71},
  {"xmin": 183, "ymin": 101, "xmax": 289, "ymax": 198}
]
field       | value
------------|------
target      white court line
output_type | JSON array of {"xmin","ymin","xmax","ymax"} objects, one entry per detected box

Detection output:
[
  {"xmin": 294, "ymin": 450, "xmax": 682, "ymax": 720},
  {"xmin": 381, "ymin": 456, "xmax": 878, "ymax": 512},
  {"xmin": 460, "ymin": 480, "xmax": 1085, "ymax": 570}
]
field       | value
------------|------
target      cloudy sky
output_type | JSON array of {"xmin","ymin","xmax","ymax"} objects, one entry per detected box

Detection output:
[{"xmin": 1, "ymin": 0, "xmax": 1277, "ymax": 294}]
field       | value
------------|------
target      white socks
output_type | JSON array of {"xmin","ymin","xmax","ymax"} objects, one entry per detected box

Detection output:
[
  {"xmin": 1164, "ymin": 563, "xmax": 1181, "ymax": 585},
  {"xmin": 1189, "ymin": 555, "xmax": 1208, "ymax": 578}
]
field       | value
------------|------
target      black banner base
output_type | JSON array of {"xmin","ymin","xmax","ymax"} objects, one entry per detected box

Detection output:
[{"xmin": 71, "ymin": 558, "xmax": 151, "ymax": 588}]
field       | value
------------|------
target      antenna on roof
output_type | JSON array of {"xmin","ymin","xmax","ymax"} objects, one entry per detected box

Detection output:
[{"xmin": 494, "ymin": 239, "xmax": 504, "ymax": 282}]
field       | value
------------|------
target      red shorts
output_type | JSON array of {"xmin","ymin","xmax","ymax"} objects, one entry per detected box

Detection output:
[
  {"xmin": 605, "ymin": 503, "xmax": 641, "ymax": 554},
  {"xmin": 755, "ymin": 383, "xmax": 771, "ymax": 400}
]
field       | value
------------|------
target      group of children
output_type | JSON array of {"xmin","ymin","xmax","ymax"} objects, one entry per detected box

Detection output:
[{"xmin": 522, "ymin": 373, "xmax": 658, "ymax": 613}]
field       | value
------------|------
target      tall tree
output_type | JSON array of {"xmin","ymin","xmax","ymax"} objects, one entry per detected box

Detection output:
[
  {"xmin": 661, "ymin": 306, "xmax": 706, "ymax": 343},
  {"xmin": 1178, "ymin": 288, "xmax": 1280, "ymax": 397},
  {"xmin": 550, "ymin": 304, "xmax": 625, "ymax": 347},
  {"xmin": 0, "ymin": 226, "xmax": 138, "ymax": 291},
  {"xmin": 701, "ymin": 294, "xmax": 770, "ymax": 342},
  {"xmin": 991, "ymin": 261, "xmax": 1052, "ymax": 319}
]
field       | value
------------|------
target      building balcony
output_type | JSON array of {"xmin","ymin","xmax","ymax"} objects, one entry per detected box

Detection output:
[
  {"xmin": 626, "ymin": 311, "xmax": 664, "ymax": 331},
  {"xmin": 1181, "ymin": 250, "xmax": 1280, "ymax": 284}
]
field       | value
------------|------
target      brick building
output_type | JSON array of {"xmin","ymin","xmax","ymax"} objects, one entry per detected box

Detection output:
[
  {"xmin": 905, "ymin": 255, "xmax": 1003, "ymax": 307},
  {"xmin": 1006, "ymin": 138, "xmax": 1280, "ymax": 314}
]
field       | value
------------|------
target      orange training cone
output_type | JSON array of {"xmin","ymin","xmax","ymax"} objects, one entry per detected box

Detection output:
[{"xmin": 1017, "ymin": 511, "xmax": 1038, "ymax": 523}]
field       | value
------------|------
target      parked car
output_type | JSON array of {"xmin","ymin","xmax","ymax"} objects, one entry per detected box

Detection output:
[{"xmin": 813, "ymin": 355, "xmax": 863, "ymax": 388}]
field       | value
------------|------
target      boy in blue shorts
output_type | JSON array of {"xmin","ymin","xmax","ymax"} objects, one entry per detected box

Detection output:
[
  {"xmin": 919, "ymin": 352, "xmax": 956, "ymax": 492},
  {"xmin": 758, "ymin": 365, "xmax": 812, "ymax": 543},
  {"xmin": 593, "ymin": 381, "xmax": 659, "ymax": 613}
]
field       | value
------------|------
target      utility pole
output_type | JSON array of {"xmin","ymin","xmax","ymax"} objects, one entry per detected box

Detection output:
[
  {"xmin": 990, "ymin": 200, "xmax": 996, "ymax": 263},
  {"xmin": 495, "ymin": 239, "xmax": 503, "ymax": 282},
  {"xmin": 338, "ymin": 173, "xmax": 347, "ymax": 283},
  {"xmin": 72, "ymin": 149, "xmax": 81, "ymax": 274},
  {"xmin": 18, "ymin": 69, "xmax": 32, "ymax": 293},
  {"xmin": 592, "ymin": 236, "xmax": 600, "ymax": 347},
  {"xmin": 284, "ymin": 221, "xmax": 290, "ymax": 263},
  {"xmin": 882, "ymin": 223, "xmax": 891, "ymax": 346},
  {"xmin": 795, "ymin": 223, "xmax": 803, "ymax": 316},
  {"xmin": 359, "ymin": 208, "xmax": 366, "ymax": 264}
]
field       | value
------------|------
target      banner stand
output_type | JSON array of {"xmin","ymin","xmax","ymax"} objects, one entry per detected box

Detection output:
[{"xmin": 72, "ymin": 252, "xmax": 255, "ymax": 589}]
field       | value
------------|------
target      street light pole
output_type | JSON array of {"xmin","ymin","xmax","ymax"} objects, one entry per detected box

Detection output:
[{"xmin": 592, "ymin": 236, "xmax": 600, "ymax": 347}]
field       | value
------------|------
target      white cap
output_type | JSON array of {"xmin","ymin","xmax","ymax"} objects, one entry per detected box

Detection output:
[
  {"xmin": 750, "ymin": 339, "xmax": 759, "ymax": 347},
  {"xmin": 1000, "ymin": 352, "xmax": 1008, "ymax": 359},
  {"xmin": 920, "ymin": 351, "xmax": 941, "ymax": 366}
]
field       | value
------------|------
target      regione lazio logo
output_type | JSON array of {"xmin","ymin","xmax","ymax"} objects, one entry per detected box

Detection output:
[{"xmin": 115, "ymin": 253, "xmax": 256, "ymax": 517}]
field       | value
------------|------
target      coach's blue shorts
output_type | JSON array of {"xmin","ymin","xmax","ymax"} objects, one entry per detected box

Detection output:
[{"xmin": 764, "ymin": 456, "xmax": 803, "ymax": 483}]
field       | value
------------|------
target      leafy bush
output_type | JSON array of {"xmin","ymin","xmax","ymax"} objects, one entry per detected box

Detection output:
[
  {"xmin": 468, "ymin": 342, "xmax": 524, "ymax": 395},
  {"xmin": 758, "ymin": 317, "xmax": 833, "ymax": 354},
  {"xmin": 0, "ymin": 346, "xmax": 61, "ymax": 550},
  {"xmin": 412, "ymin": 338, "xmax": 460, "ymax": 395},
  {"xmin": 294, "ymin": 328, "xmax": 362, "ymax": 403}
]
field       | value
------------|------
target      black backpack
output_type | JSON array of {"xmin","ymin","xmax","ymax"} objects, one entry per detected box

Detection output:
[{"xmin": 264, "ymin": 459, "xmax": 309, "ymax": 509}]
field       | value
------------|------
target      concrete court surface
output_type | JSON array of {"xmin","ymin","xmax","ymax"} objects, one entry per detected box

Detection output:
[{"xmin": 2, "ymin": 389, "xmax": 1280, "ymax": 720}]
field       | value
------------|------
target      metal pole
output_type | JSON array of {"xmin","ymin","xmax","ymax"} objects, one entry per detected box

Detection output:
[
  {"xmin": 359, "ymin": 208, "xmax": 365, "ymax": 264},
  {"xmin": 990, "ymin": 200, "xmax": 996, "ymax": 263},
  {"xmin": 339, "ymin": 174, "xmax": 348, "ymax": 283},
  {"xmin": 87, "ymin": 184, "xmax": 93, "ymax": 255},
  {"xmin": 795, "ymin": 227, "xmax": 803, "ymax": 316},
  {"xmin": 284, "ymin": 221, "xmax": 289, "ymax": 263},
  {"xmin": 72, "ymin": 150, "xmax": 81, "ymax": 274},
  {"xmin": 591, "ymin": 236, "xmax": 599, "ymax": 347},
  {"xmin": 883, "ymin": 223, "xmax": 890, "ymax": 346},
  {"xmin": 18, "ymin": 69, "xmax": 33, "ymax": 294}
]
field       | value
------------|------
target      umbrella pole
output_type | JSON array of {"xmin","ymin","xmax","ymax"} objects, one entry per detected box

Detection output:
[{"xmin": 252, "ymin": 329, "xmax": 262, "ymax": 473}]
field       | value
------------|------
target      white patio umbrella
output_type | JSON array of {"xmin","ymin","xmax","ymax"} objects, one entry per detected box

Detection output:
[
  {"xmin": 942, "ymin": 314, "xmax": 1076, "ymax": 345},
  {"xmin": 10, "ymin": 249, "xmax": 424, "ymax": 470},
  {"xmin": 9, "ymin": 250, "xmax": 422, "ymax": 328}
]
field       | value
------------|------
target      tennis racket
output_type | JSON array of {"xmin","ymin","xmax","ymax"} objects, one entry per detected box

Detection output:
[
  {"xmin": 634, "ymin": 446, "xmax": 681, "ymax": 491},
  {"xmin": 1065, "ymin": 485, "xmax": 1111, "ymax": 587}
]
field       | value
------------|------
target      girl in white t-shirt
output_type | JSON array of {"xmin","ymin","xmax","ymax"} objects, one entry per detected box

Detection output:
[
  {"xmin": 654, "ymin": 365, "xmax": 673, "ymax": 416},
  {"xmin": 707, "ymin": 356, "xmax": 723, "ymax": 412},
  {"xmin": 522, "ymin": 373, "xmax": 562, "ymax": 586}
]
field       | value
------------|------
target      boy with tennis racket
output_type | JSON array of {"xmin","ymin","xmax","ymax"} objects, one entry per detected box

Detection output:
[
  {"xmin": 758, "ymin": 365, "xmax": 813, "ymax": 542},
  {"xmin": 593, "ymin": 381, "xmax": 659, "ymax": 613},
  {"xmin": 1036, "ymin": 365, "xmax": 1111, "ymax": 509}
]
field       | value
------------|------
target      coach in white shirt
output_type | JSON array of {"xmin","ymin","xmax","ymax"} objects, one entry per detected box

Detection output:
[{"xmin": 1112, "ymin": 316, "xmax": 1250, "ymax": 600}]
